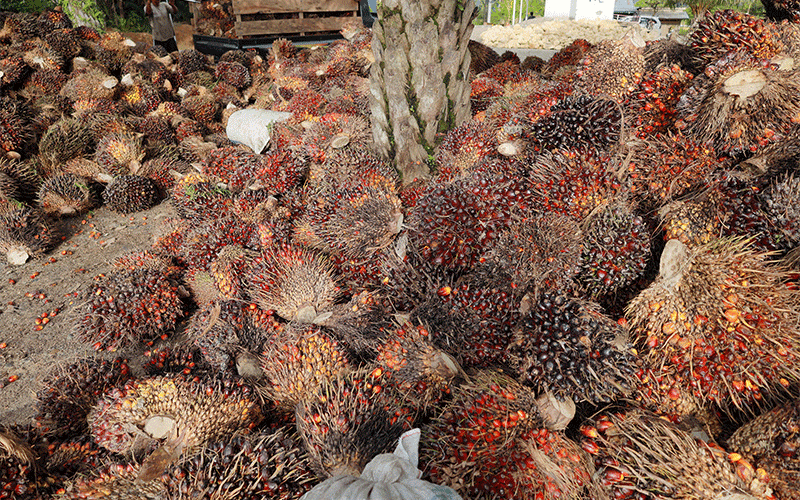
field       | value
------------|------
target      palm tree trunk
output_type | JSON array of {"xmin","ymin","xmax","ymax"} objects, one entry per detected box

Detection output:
[{"xmin": 368, "ymin": 0, "xmax": 477, "ymax": 183}]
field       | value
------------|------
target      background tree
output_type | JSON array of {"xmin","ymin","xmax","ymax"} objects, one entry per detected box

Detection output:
[{"xmin": 369, "ymin": 0, "xmax": 477, "ymax": 183}]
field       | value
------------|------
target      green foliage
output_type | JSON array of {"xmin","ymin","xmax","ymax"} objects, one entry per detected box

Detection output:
[
  {"xmin": 4, "ymin": 0, "xmax": 57, "ymax": 13},
  {"xmin": 59, "ymin": 0, "xmax": 106, "ymax": 29},
  {"xmin": 477, "ymin": 0, "xmax": 544, "ymax": 25}
]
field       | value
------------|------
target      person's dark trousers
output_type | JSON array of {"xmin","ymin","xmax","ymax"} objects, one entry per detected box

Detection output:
[
  {"xmin": 359, "ymin": 0, "xmax": 373, "ymax": 28},
  {"xmin": 155, "ymin": 37, "xmax": 179, "ymax": 53}
]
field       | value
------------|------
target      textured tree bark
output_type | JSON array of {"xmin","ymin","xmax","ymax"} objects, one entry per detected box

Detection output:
[{"xmin": 369, "ymin": 0, "xmax": 476, "ymax": 184}]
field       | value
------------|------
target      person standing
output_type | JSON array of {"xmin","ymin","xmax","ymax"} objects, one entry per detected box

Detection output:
[{"xmin": 144, "ymin": 0, "xmax": 179, "ymax": 53}]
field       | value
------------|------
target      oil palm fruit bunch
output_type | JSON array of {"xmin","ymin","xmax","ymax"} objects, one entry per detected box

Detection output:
[
  {"xmin": 434, "ymin": 120, "xmax": 498, "ymax": 182},
  {"xmin": 245, "ymin": 244, "xmax": 339, "ymax": 323},
  {"xmin": 208, "ymin": 243, "xmax": 257, "ymax": 300},
  {"xmin": 486, "ymin": 212, "xmax": 583, "ymax": 296},
  {"xmin": 626, "ymin": 238, "xmax": 800, "ymax": 413},
  {"xmin": 94, "ymin": 132, "xmax": 146, "ymax": 176},
  {"xmin": 0, "ymin": 425, "xmax": 46, "ymax": 499},
  {"xmin": 35, "ymin": 357, "xmax": 132, "ymax": 439},
  {"xmin": 176, "ymin": 215, "xmax": 258, "ymax": 272},
  {"xmin": 509, "ymin": 291, "xmax": 639, "ymax": 404},
  {"xmin": 181, "ymin": 85, "xmax": 220, "ymax": 125},
  {"xmin": 37, "ymin": 173, "xmax": 98, "ymax": 217},
  {"xmin": 624, "ymin": 64, "xmax": 694, "ymax": 138},
  {"xmin": 624, "ymin": 132, "xmax": 720, "ymax": 210},
  {"xmin": 102, "ymin": 174, "xmax": 161, "ymax": 214},
  {"xmin": 260, "ymin": 322, "xmax": 351, "ymax": 411},
  {"xmin": 420, "ymin": 370, "xmax": 604, "ymax": 500},
  {"xmin": 72, "ymin": 264, "xmax": 184, "ymax": 351},
  {"xmin": 728, "ymin": 399, "xmax": 800, "ymax": 499},
  {"xmin": 59, "ymin": 460, "xmax": 166, "ymax": 500},
  {"xmin": 542, "ymin": 38, "xmax": 594, "ymax": 78},
  {"xmin": 38, "ymin": 117, "xmax": 93, "ymax": 167},
  {"xmin": 676, "ymin": 51, "xmax": 800, "ymax": 159},
  {"xmin": 21, "ymin": 68, "xmax": 69, "ymax": 102},
  {"xmin": 524, "ymin": 95, "xmax": 621, "ymax": 152},
  {"xmin": 762, "ymin": 0, "xmax": 800, "ymax": 21},
  {"xmin": 578, "ymin": 201, "xmax": 651, "ymax": 300},
  {"xmin": 294, "ymin": 184, "xmax": 403, "ymax": 260},
  {"xmin": 572, "ymin": 33, "xmax": 645, "ymax": 101},
  {"xmin": 300, "ymin": 113, "xmax": 371, "ymax": 166},
  {"xmin": 308, "ymin": 147, "xmax": 398, "ymax": 194},
  {"xmin": 295, "ymin": 368, "xmax": 411, "ymax": 478},
  {"xmin": 0, "ymin": 203, "xmax": 58, "ymax": 265},
  {"xmin": 689, "ymin": 10, "xmax": 784, "ymax": 69},
  {"xmin": 761, "ymin": 173, "xmax": 800, "ymax": 249},
  {"xmin": 0, "ymin": 55, "xmax": 29, "ymax": 91},
  {"xmin": 580, "ymin": 409, "xmax": 772, "ymax": 499},
  {"xmin": 161, "ymin": 426, "xmax": 315, "ymax": 500},
  {"xmin": 529, "ymin": 148, "xmax": 622, "ymax": 220},
  {"xmin": 227, "ymin": 148, "xmax": 307, "ymax": 196},
  {"xmin": 204, "ymin": 145, "xmax": 259, "ymax": 184},
  {"xmin": 643, "ymin": 38, "xmax": 702, "ymax": 75},
  {"xmin": 88, "ymin": 374, "xmax": 263, "ymax": 481},
  {"xmin": 0, "ymin": 96, "xmax": 34, "ymax": 159},
  {"xmin": 170, "ymin": 171, "xmax": 235, "ymax": 221}
]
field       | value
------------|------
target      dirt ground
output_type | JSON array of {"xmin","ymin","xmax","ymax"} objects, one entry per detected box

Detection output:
[{"xmin": 0, "ymin": 201, "xmax": 181, "ymax": 426}]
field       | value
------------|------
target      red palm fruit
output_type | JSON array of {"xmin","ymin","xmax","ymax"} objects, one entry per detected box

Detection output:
[
  {"xmin": 762, "ymin": 172, "xmax": 800, "ymax": 247},
  {"xmin": 245, "ymin": 244, "xmax": 339, "ymax": 323},
  {"xmin": 37, "ymin": 173, "xmax": 98, "ymax": 217},
  {"xmin": 59, "ymin": 461, "xmax": 166, "ymax": 499},
  {"xmin": 181, "ymin": 85, "xmax": 219, "ymax": 124},
  {"xmin": 161, "ymin": 427, "xmax": 315, "ymax": 500},
  {"xmin": 228, "ymin": 148, "xmax": 307, "ymax": 195},
  {"xmin": 625, "ymin": 132, "xmax": 720, "ymax": 209},
  {"xmin": 35, "ymin": 357, "xmax": 132, "ymax": 438},
  {"xmin": 295, "ymin": 368, "xmax": 411, "ymax": 477},
  {"xmin": 177, "ymin": 49, "xmax": 210, "ymax": 75},
  {"xmin": 120, "ymin": 81, "xmax": 162, "ymax": 117},
  {"xmin": 300, "ymin": 113, "xmax": 370, "ymax": 165},
  {"xmin": 111, "ymin": 249, "xmax": 180, "ymax": 278},
  {"xmin": 72, "ymin": 266, "xmax": 183, "ymax": 351},
  {"xmin": 208, "ymin": 244, "xmax": 257, "ymax": 300},
  {"xmin": 36, "ymin": 9, "xmax": 72, "ymax": 32},
  {"xmin": 94, "ymin": 132, "xmax": 145, "ymax": 176},
  {"xmin": 0, "ymin": 204, "xmax": 58, "ymax": 264},
  {"xmin": 626, "ymin": 238, "xmax": 800, "ymax": 413},
  {"xmin": 375, "ymin": 322, "xmax": 460, "ymax": 410},
  {"xmin": 509, "ymin": 291, "xmax": 639, "ymax": 404},
  {"xmin": 59, "ymin": 67, "xmax": 119, "ymax": 103},
  {"xmin": 310, "ymin": 147, "xmax": 398, "ymax": 194},
  {"xmin": 643, "ymin": 38, "xmax": 701, "ymax": 74},
  {"xmin": 205, "ymin": 145, "xmax": 261, "ymax": 184},
  {"xmin": 676, "ymin": 51, "xmax": 800, "ymax": 158},
  {"xmin": 22, "ymin": 43, "xmax": 64, "ymax": 71},
  {"xmin": 583, "ymin": 410, "xmax": 772, "ymax": 500},
  {"xmin": 102, "ymin": 175, "xmax": 161, "ymax": 214},
  {"xmin": 421, "ymin": 370, "xmax": 602, "ymax": 500},
  {"xmin": 529, "ymin": 148, "xmax": 622, "ymax": 220},
  {"xmin": 578, "ymin": 201, "xmax": 651, "ymax": 300},
  {"xmin": 277, "ymin": 88, "xmax": 327, "ymax": 120},
  {"xmin": 260, "ymin": 322, "xmax": 350, "ymax": 411},
  {"xmin": 142, "ymin": 345, "xmax": 215, "ymax": 380},
  {"xmin": 44, "ymin": 28, "xmax": 81, "ymax": 60},
  {"xmin": 0, "ymin": 12, "xmax": 38, "ymax": 42},
  {"xmin": 0, "ymin": 96, "xmax": 34, "ymax": 157},
  {"xmin": 169, "ymin": 171, "xmax": 235, "ymax": 221},
  {"xmin": 689, "ymin": 10, "xmax": 784, "ymax": 68},
  {"xmin": 0, "ymin": 158, "xmax": 40, "ymax": 204},
  {"xmin": 470, "ymin": 76, "xmax": 504, "ymax": 115},
  {"xmin": 573, "ymin": 34, "xmax": 645, "ymax": 101},
  {"xmin": 624, "ymin": 64, "xmax": 694, "ymax": 138},
  {"xmin": 88, "ymin": 374, "xmax": 262, "ymax": 481},
  {"xmin": 0, "ymin": 55, "xmax": 29, "ymax": 90},
  {"xmin": 136, "ymin": 115, "xmax": 174, "ymax": 145},
  {"xmin": 542, "ymin": 38, "xmax": 594, "ymax": 78},
  {"xmin": 215, "ymin": 60, "xmax": 251, "ymax": 89},
  {"xmin": 178, "ymin": 215, "xmax": 258, "ymax": 271},
  {"xmin": 435, "ymin": 120, "xmax": 498, "ymax": 182},
  {"xmin": 728, "ymin": 399, "xmax": 800, "ymax": 499}
]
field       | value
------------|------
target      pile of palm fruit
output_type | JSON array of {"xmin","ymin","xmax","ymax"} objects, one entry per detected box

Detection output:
[{"xmin": 2, "ymin": 2, "xmax": 800, "ymax": 498}]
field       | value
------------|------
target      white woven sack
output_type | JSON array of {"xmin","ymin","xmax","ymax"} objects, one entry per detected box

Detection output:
[{"xmin": 225, "ymin": 109, "xmax": 292, "ymax": 154}]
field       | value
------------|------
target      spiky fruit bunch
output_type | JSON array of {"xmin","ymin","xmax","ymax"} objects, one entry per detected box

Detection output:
[
  {"xmin": 204, "ymin": 145, "xmax": 259, "ymax": 183},
  {"xmin": 73, "ymin": 267, "xmax": 183, "ymax": 350},
  {"xmin": 309, "ymin": 147, "xmax": 397, "ymax": 193},
  {"xmin": 177, "ymin": 215, "xmax": 258, "ymax": 272},
  {"xmin": 581, "ymin": 410, "xmax": 772, "ymax": 500},
  {"xmin": 762, "ymin": 173, "xmax": 800, "ymax": 247},
  {"xmin": 88, "ymin": 374, "xmax": 262, "ymax": 479},
  {"xmin": 689, "ymin": 10, "xmax": 784, "ymax": 68},
  {"xmin": 294, "ymin": 185, "xmax": 403, "ymax": 260},
  {"xmin": 542, "ymin": 39, "xmax": 594, "ymax": 78},
  {"xmin": 487, "ymin": 213, "xmax": 583, "ymax": 295},
  {"xmin": 375, "ymin": 323, "xmax": 460, "ymax": 410},
  {"xmin": 470, "ymin": 76, "xmax": 505, "ymax": 115},
  {"xmin": 626, "ymin": 238, "xmax": 800, "ymax": 411},
  {"xmin": 279, "ymin": 88, "xmax": 327, "ymax": 120},
  {"xmin": 0, "ymin": 427, "xmax": 40, "ymax": 500},
  {"xmin": 434, "ymin": 120, "xmax": 498, "ymax": 181},
  {"xmin": 245, "ymin": 244, "xmax": 339, "ymax": 323},
  {"xmin": 0, "ymin": 96, "xmax": 34, "ymax": 156},
  {"xmin": 59, "ymin": 68, "xmax": 119, "ymax": 103},
  {"xmin": 44, "ymin": 28, "xmax": 81, "ymax": 60},
  {"xmin": 578, "ymin": 202, "xmax": 651, "ymax": 300},
  {"xmin": 0, "ymin": 158, "xmax": 39, "ymax": 203},
  {"xmin": 659, "ymin": 196, "xmax": 720, "ymax": 248},
  {"xmin": 762, "ymin": 0, "xmax": 800, "ymax": 21},
  {"xmin": 22, "ymin": 44, "xmax": 64, "ymax": 71},
  {"xmin": 215, "ymin": 60, "xmax": 251, "ymax": 89},
  {"xmin": 624, "ymin": 64, "xmax": 694, "ymax": 138},
  {"xmin": 260, "ymin": 323, "xmax": 350, "ymax": 411},
  {"xmin": 37, "ymin": 173, "xmax": 97, "ymax": 217},
  {"xmin": 74, "ymin": 25, "xmax": 101, "ymax": 42},
  {"xmin": 643, "ymin": 38, "xmax": 701, "ymax": 74},
  {"xmin": 300, "ymin": 113, "xmax": 371, "ymax": 164},
  {"xmin": 421, "ymin": 370, "xmax": 601, "ymax": 500},
  {"xmin": 208, "ymin": 244, "xmax": 256, "ymax": 300},
  {"xmin": 525, "ymin": 96, "xmax": 621, "ymax": 152},
  {"xmin": 296, "ymin": 368, "xmax": 410, "ymax": 477},
  {"xmin": 35, "ymin": 357, "xmax": 132, "ymax": 438},
  {"xmin": 510, "ymin": 291, "xmax": 638, "ymax": 403},
  {"xmin": 94, "ymin": 132, "xmax": 145, "ymax": 176},
  {"xmin": 39, "ymin": 117, "xmax": 92, "ymax": 165},
  {"xmin": 161, "ymin": 427, "xmax": 315, "ymax": 500},
  {"xmin": 677, "ymin": 51, "xmax": 800, "ymax": 158},
  {"xmin": 102, "ymin": 175, "xmax": 160, "ymax": 214},
  {"xmin": 728, "ymin": 399, "xmax": 800, "ymax": 499},
  {"xmin": 573, "ymin": 35, "xmax": 644, "ymax": 101},
  {"xmin": 0, "ymin": 56, "xmax": 29, "ymax": 90},
  {"xmin": 58, "ymin": 460, "xmax": 165, "ymax": 500},
  {"xmin": 177, "ymin": 49, "xmax": 209, "ymax": 75},
  {"xmin": 0, "ymin": 204, "xmax": 57, "ymax": 264},
  {"xmin": 136, "ymin": 114, "xmax": 174, "ymax": 145},
  {"xmin": 181, "ymin": 85, "xmax": 219, "ymax": 124},
  {"xmin": 170, "ymin": 172, "xmax": 234, "ymax": 221},
  {"xmin": 529, "ymin": 148, "xmax": 622, "ymax": 220},
  {"xmin": 0, "ymin": 12, "xmax": 38, "ymax": 42},
  {"xmin": 121, "ymin": 81, "xmax": 162, "ymax": 117},
  {"xmin": 625, "ymin": 132, "xmax": 720, "ymax": 208}
]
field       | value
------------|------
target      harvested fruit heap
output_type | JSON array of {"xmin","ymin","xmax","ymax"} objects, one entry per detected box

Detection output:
[{"xmin": 2, "ymin": 5, "xmax": 800, "ymax": 499}]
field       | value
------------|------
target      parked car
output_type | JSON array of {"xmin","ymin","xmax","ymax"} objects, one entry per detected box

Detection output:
[{"xmin": 618, "ymin": 14, "xmax": 661, "ymax": 30}]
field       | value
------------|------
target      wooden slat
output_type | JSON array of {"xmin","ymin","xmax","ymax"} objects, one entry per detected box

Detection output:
[
  {"xmin": 235, "ymin": 16, "xmax": 355, "ymax": 36},
  {"xmin": 232, "ymin": 0, "xmax": 357, "ymax": 16}
]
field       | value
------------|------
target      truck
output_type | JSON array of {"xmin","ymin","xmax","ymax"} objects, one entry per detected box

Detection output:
[{"xmin": 190, "ymin": 0, "xmax": 377, "ymax": 57}]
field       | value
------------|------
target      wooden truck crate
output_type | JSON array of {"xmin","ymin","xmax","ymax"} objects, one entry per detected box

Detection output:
[{"xmin": 232, "ymin": 0, "xmax": 359, "ymax": 37}]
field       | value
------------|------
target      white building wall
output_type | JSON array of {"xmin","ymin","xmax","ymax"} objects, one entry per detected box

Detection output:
[{"xmin": 544, "ymin": 0, "xmax": 615, "ymax": 20}]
